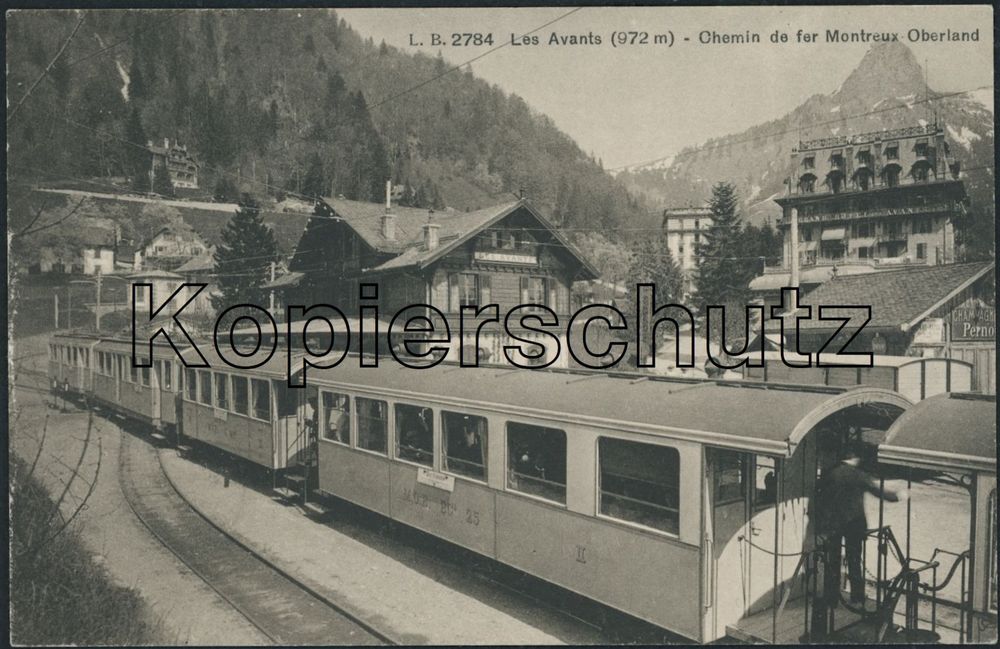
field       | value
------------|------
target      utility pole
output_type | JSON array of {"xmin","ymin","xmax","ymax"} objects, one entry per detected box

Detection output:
[
  {"xmin": 54, "ymin": 292, "xmax": 60, "ymax": 330},
  {"xmin": 269, "ymin": 261, "xmax": 276, "ymax": 314},
  {"xmin": 67, "ymin": 286, "xmax": 72, "ymax": 330},
  {"xmin": 95, "ymin": 268, "xmax": 103, "ymax": 331}
]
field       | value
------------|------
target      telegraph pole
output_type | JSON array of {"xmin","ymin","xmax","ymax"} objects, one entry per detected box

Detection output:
[
  {"xmin": 54, "ymin": 293, "xmax": 60, "ymax": 330},
  {"xmin": 95, "ymin": 268, "xmax": 103, "ymax": 331},
  {"xmin": 269, "ymin": 261, "xmax": 276, "ymax": 314}
]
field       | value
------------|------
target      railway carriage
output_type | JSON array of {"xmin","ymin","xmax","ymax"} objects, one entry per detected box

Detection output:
[
  {"xmin": 295, "ymin": 359, "xmax": 915, "ymax": 642},
  {"xmin": 89, "ymin": 338, "xmax": 184, "ymax": 432},
  {"xmin": 48, "ymin": 333, "xmax": 101, "ymax": 396},
  {"xmin": 45, "ymin": 330, "xmax": 997, "ymax": 643},
  {"xmin": 176, "ymin": 346, "xmax": 311, "ymax": 471}
]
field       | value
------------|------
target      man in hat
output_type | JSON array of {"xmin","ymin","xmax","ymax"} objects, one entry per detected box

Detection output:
[{"xmin": 819, "ymin": 446, "xmax": 907, "ymax": 605}]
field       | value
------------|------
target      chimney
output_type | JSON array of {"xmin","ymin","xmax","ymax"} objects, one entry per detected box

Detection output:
[
  {"xmin": 163, "ymin": 137, "xmax": 170, "ymax": 149},
  {"xmin": 381, "ymin": 180, "xmax": 396, "ymax": 241},
  {"xmin": 423, "ymin": 211, "xmax": 440, "ymax": 250}
]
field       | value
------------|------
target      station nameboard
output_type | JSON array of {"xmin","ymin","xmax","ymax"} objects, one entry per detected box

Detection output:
[{"xmin": 951, "ymin": 303, "xmax": 996, "ymax": 342}]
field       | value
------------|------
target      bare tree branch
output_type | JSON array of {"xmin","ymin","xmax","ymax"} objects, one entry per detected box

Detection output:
[
  {"xmin": 13, "ymin": 197, "xmax": 86, "ymax": 239},
  {"xmin": 7, "ymin": 14, "xmax": 85, "ymax": 124}
]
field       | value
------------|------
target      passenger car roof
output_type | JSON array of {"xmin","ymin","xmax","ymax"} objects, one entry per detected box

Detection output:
[{"xmin": 879, "ymin": 392, "xmax": 996, "ymax": 472}]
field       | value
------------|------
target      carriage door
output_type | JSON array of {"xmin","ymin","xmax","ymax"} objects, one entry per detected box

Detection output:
[
  {"xmin": 745, "ymin": 456, "xmax": 780, "ymax": 617},
  {"xmin": 274, "ymin": 382, "xmax": 299, "ymax": 468},
  {"xmin": 705, "ymin": 450, "xmax": 783, "ymax": 640},
  {"xmin": 705, "ymin": 448, "xmax": 750, "ymax": 639}
]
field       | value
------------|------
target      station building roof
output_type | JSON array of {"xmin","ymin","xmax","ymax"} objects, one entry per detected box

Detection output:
[{"xmin": 879, "ymin": 392, "xmax": 996, "ymax": 473}]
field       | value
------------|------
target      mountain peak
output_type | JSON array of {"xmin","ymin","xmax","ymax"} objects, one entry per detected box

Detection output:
[{"xmin": 835, "ymin": 41, "xmax": 927, "ymax": 99}]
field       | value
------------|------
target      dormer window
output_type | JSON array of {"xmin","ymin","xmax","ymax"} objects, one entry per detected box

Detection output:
[
  {"xmin": 803, "ymin": 156, "xmax": 815, "ymax": 170},
  {"xmin": 830, "ymin": 152, "xmax": 845, "ymax": 169},
  {"xmin": 915, "ymin": 140, "xmax": 929, "ymax": 157},
  {"xmin": 857, "ymin": 150, "xmax": 872, "ymax": 166},
  {"xmin": 885, "ymin": 144, "xmax": 899, "ymax": 161}
]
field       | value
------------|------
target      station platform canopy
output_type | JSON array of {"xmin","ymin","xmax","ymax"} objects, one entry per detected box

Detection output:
[{"xmin": 879, "ymin": 392, "xmax": 997, "ymax": 473}]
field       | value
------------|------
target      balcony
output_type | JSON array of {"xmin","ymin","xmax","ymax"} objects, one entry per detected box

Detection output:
[{"xmin": 761, "ymin": 254, "xmax": 929, "ymax": 275}]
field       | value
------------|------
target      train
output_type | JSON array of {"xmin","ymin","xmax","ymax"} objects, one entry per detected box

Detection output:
[{"xmin": 47, "ymin": 331, "xmax": 997, "ymax": 643}]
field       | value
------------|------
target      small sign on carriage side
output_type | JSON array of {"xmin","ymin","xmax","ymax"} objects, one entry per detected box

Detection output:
[{"xmin": 417, "ymin": 468, "xmax": 455, "ymax": 492}]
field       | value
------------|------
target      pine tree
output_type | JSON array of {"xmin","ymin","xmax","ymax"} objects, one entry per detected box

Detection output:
[
  {"xmin": 213, "ymin": 176, "xmax": 239, "ymax": 203},
  {"xmin": 626, "ymin": 231, "xmax": 684, "ymax": 363},
  {"xmin": 695, "ymin": 182, "xmax": 758, "ymax": 346},
  {"xmin": 152, "ymin": 162, "xmax": 175, "ymax": 196},
  {"xmin": 302, "ymin": 154, "xmax": 327, "ymax": 198},
  {"xmin": 212, "ymin": 194, "xmax": 278, "ymax": 310}
]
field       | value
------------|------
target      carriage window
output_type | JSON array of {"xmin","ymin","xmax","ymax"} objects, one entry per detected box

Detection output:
[
  {"xmin": 443, "ymin": 412, "xmax": 488, "ymax": 481},
  {"xmin": 161, "ymin": 360, "xmax": 172, "ymax": 390},
  {"xmin": 321, "ymin": 392, "xmax": 351, "ymax": 444},
  {"xmin": 395, "ymin": 404, "xmax": 434, "ymax": 467},
  {"xmin": 131, "ymin": 362, "xmax": 139, "ymax": 384},
  {"xmin": 232, "ymin": 376, "xmax": 249, "ymax": 416},
  {"xmin": 141, "ymin": 365, "xmax": 151, "ymax": 387},
  {"xmin": 198, "ymin": 370, "xmax": 212, "ymax": 404},
  {"xmin": 754, "ymin": 456, "xmax": 778, "ymax": 509},
  {"xmin": 507, "ymin": 422, "xmax": 567, "ymax": 504},
  {"xmin": 599, "ymin": 438, "xmax": 680, "ymax": 535},
  {"xmin": 214, "ymin": 373, "xmax": 229, "ymax": 410},
  {"xmin": 714, "ymin": 450, "xmax": 747, "ymax": 505},
  {"xmin": 357, "ymin": 398, "xmax": 388, "ymax": 453},
  {"xmin": 186, "ymin": 368, "xmax": 197, "ymax": 401},
  {"xmin": 251, "ymin": 378, "xmax": 271, "ymax": 421}
]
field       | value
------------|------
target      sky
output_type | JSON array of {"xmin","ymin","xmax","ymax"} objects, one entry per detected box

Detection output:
[{"xmin": 340, "ymin": 6, "xmax": 993, "ymax": 170}]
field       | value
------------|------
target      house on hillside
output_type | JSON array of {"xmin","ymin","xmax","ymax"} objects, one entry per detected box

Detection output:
[
  {"xmin": 32, "ymin": 221, "xmax": 117, "ymax": 276},
  {"xmin": 147, "ymin": 138, "xmax": 200, "ymax": 189},
  {"xmin": 273, "ymin": 196, "xmax": 599, "ymax": 367},
  {"xmin": 136, "ymin": 225, "xmax": 209, "ymax": 272}
]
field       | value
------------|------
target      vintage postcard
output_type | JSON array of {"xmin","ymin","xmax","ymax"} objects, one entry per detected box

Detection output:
[{"xmin": 7, "ymin": 4, "xmax": 996, "ymax": 645}]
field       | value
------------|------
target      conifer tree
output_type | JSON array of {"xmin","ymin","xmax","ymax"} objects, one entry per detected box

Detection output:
[
  {"xmin": 212, "ymin": 194, "xmax": 278, "ymax": 311},
  {"xmin": 152, "ymin": 162, "xmax": 175, "ymax": 196},
  {"xmin": 626, "ymin": 231, "xmax": 684, "ymax": 363},
  {"xmin": 695, "ymin": 182, "xmax": 758, "ymax": 346}
]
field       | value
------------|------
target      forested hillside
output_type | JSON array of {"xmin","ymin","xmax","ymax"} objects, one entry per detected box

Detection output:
[{"xmin": 7, "ymin": 10, "xmax": 647, "ymax": 231}]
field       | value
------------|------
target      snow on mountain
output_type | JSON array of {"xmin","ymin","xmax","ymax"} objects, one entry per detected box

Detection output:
[{"xmin": 617, "ymin": 41, "xmax": 994, "ymax": 224}]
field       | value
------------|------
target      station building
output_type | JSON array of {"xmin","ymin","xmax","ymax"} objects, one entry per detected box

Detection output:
[{"xmin": 272, "ymin": 194, "xmax": 598, "ymax": 367}]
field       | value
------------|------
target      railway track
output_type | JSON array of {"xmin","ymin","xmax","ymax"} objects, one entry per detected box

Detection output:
[{"xmin": 117, "ymin": 430, "xmax": 394, "ymax": 646}]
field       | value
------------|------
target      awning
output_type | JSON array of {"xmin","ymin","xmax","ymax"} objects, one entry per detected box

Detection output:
[
  {"xmin": 749, "ymin": 273, "xmax": 790, "ymax": 291},
  {"xmin": 852, "ymin": 237, "xmax": 877, "ymax": 247},
  {"xmin": 879, "ymin": 393, "xmax": 996, "ymax": 473},
  {"xmin": 798, "ymin": 240, "xmax": 818, "ymax": 251},
  {"xmin": 821, "ymin": 227, "xmax": 847, "ymax": 241}
]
